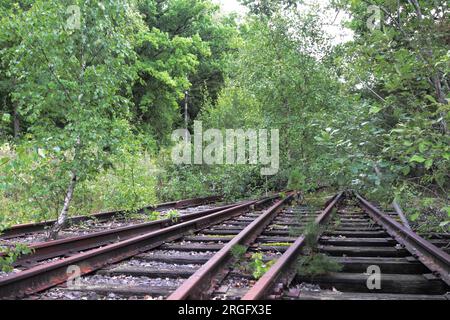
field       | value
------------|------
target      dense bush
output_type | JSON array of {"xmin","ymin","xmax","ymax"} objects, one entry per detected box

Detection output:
[{"xmin": 0, "ymin": 142, "xmax": 157, "ymax": 226}]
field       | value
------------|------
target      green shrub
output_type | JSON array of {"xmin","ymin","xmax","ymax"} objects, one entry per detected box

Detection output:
[
  {"xmin": 0, "ymin": 143, "xmax": 158, "ymax": 225},
  {"xmin": 146, "ymin": 211, "xmax": 161, "ymax": 221},
  {"xmin": 249, "ymin": 252, "xmax": 275, "ymax": 279},
  {"xmin": 297, "ymin": 253, "xmax": 342, "ymax": 278},
  {"xmin": 287, "ymin": 169, "xmax": 306, "ymax": 191},
  {"xmin": 296, "ymin": 220, "xmax": 342, "ymax": 278},
  {"xmin": 166, "ymin": 209, "xmax": 180, "ymax": 223},
  {"xmin": 231, "ymin": 244, "xmax": 247, "ymax": 258},
  {"xmin": 0, "ymin": 243, "xmax": 33, "ymax": 272}
]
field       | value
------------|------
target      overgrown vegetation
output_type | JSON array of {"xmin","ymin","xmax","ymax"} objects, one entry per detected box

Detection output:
[
  {"xmin": 0, "ymin": 0, "xmax": 448, "ymax": 240},
  {"xmin": 231, "ymin": 244, "xmax": 247, "ymax": 271},
  {"xmin": 0, "ymin": 243, "xmax": 33, "ymax": 272},
  {"xmin": 230, "ymin": 244, "xmax": 275, "ymax": 279},
  {"xmin": 249, "ymin": 252, "xmax": 275, "ymax": 280},
  {"xmin": 0, "ymin": 0, "xmax": 238, "ymax": 234},
  {"xmin": 296, "ymin": 222, "xmax": 342, "ymax": 278},
  {"xmin": 146, "ymin": 211, "xmax": 161, "ymax": 222},
  {"xmin": 297, "ymin": 252, "xmax": 342, "ymax": 278},
  {"xmin": 166, "ymin": 209, "xmax": 180, "ymax": 223}
]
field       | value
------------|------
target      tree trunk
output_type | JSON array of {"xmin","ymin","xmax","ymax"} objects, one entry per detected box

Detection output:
[
  {"xmin": 431, "ymin": 73, "xmax": 448, "ymax": 134},
  {"xmin": 13, "ymin": 104, "xmax": 20, "ymax": 139},
  {"xmin": 184, "ymin": 91, "xmax": 189, "ymax": 141},
  {"xmin": 48, "ymin": 171, "xmax": 77, "ymax": 240}
]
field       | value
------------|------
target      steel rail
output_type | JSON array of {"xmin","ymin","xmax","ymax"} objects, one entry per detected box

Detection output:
[
  {"xmin": 0, "ymin": 197, "xmax": 278, "ymax": 299},
  {"xmin": 0, "ymin": 195, "xmax": 221, "ymax": 239},
  {"xmin": 4, "ymin": 202, "xmax": 250, "ymax": 266},
  {"xmin": 172, "ymin": 195, "xmax": 222, "ymax": 209},
  {"xmin": 167, "ymin": 192, "xmax": 296, "ymax": 300},
  {"xmin": 355, "ymin": 192, "xmax": 450, "ymax": 286},
  {"xmin": 241, "ymin": 192, "xmax": 345, "ymax": 300}
]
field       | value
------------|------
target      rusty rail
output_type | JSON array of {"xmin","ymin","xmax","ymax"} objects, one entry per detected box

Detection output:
[
  {"xmin": 241, "ymin": 192, "xmax": 344, "ymax": 300},
  {"xmin": 167, "ymin": 192, "xmax": 296, "ymax": 300},
  {"xmin": 0, "ymin": 196, "xmax": 279, "ymax": 299},
  {"xmin": 355, "ymin": 192, "xmax": 450, "ymax": 286},
  {"xmin": 173, "ymin": 195, "xmax": 222, "ymax": 209},
  {"xmin": 0, "ymin": 195, "xmax": 221, "ymax": 239}
]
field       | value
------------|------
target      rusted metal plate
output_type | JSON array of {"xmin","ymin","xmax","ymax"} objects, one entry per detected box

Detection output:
[
  {"xmin": 355, "ymin": 192, "xmax": 450, "ymax": 286},
  {"xmin": 167, "ymin": 192, "xmax": 296, "ymax": 300},
  {"xmin": 241, "ymin": 192, "xmax": 344, "ymax": 300}
]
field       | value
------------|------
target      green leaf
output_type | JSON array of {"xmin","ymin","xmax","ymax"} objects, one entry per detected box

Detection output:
[
  {"xmin": 401, "ymin": 166, "xmax": 410, "ymax": 175},
  {"xmin": 424, "ymin": 95, "xmax": 437, "ymax": 104},
  {"xmin": 369, "ymin": 106, "xmax": 381, "ymax": 114},
  {"xmin": 418, "ymin": 143, "xmax": 428, "ymax": 153},
  {"xmin": 1, "ymin": 113, "xmax": 11, "ymax": 123},
  {"xmin": 409, "ymin": 155, "xmax": 425, "ymax": 163},
  {"xmin": 424, "ymin": 159, "xmax": 433, "ymax": 170},
  {"xmin": 410, "ymin": 213, "xmax": 420, "ymax": 221}
]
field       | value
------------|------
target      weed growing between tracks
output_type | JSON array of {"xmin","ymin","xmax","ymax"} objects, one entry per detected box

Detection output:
[
  {"xmin": 231, "ymin": 244, "xmax": 275, "ymax": 280},
  {"xmin": 249, "ymin": 252, "xmax": 275, "ymax": 279},
  {"xmin": 295, "ymin": 222, "xmax": 342, "ymax": 279},
  {"xmin": 0, "ymin": 243, "xmax": 33, "ymax": 272},
  {"xmin": 1, "ymin": 213, "xmax": 34, "ymax": 270},
  {"xmin": 231, "ymin": 244, "xmax": 247, "ymax": 266},
  {"xmin": 266, "ymin": 242, "xmax": 292, "ymax": 247},
  {"xmin": 146, "ymin": 211, "xmax": 162, "ymax": 221},
  {"xmin": 288, "ymin": 197, "xmax": 343, "ymax": 279},
  {"xmin": 136, "ymin": 209, "xmax": 181, "ymax": 223},
  {"xmin": 303, "ymin": 190, "xmax": 336, "ymax": 209},
  {"xmin": 297, "ymin": 253, "xmax": 342, "ymax": 279},
  {"xmin": 166, "ymin": 210, "xmax": 180, "ymax": 223}
]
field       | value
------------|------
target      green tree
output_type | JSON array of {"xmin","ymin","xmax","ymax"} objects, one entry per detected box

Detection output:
[
  {"xmin": 132, "ymin": 0, "xmax": 239, "ymax": 146},
  {"xmin": 239, "ymin": 0, "xmax": 299, "ymax": 17},
  {"xmin": 6, "ymin": 0, "xmax": 142, "ymax": 238},
  {"xmin": 0, "ymin": 1, "xmax": 34, "ymax": 140},
  {"xmin": 331, "ymin": 0, "xmax": 449, "ymax": 197}
]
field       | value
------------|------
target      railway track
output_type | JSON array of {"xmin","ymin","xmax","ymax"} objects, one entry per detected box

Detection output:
[
  {"xmin": 0, "ymin": 201, "xmax": 257, "ymax": 269},
  {"xmin": 1, "ymin": 190, "xmax": 448, "ymax": 301},
  {"xmin": 0, "ymin": 193, "xmax": 284, "ymax": 299},
  {"xmin": 33, "ymin": 194, "xmax": 293, "ymax": 300},
  {"xmin": 242, "ymin": 191, "xmax": 450, "ymax": 300},
  {"xmin": 167, "ymin": 194, "xmax": 316, "ymax": 300},
  {"xmin": 0, "ymin": 195, "xmax": 222, "ymax": 239}
]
